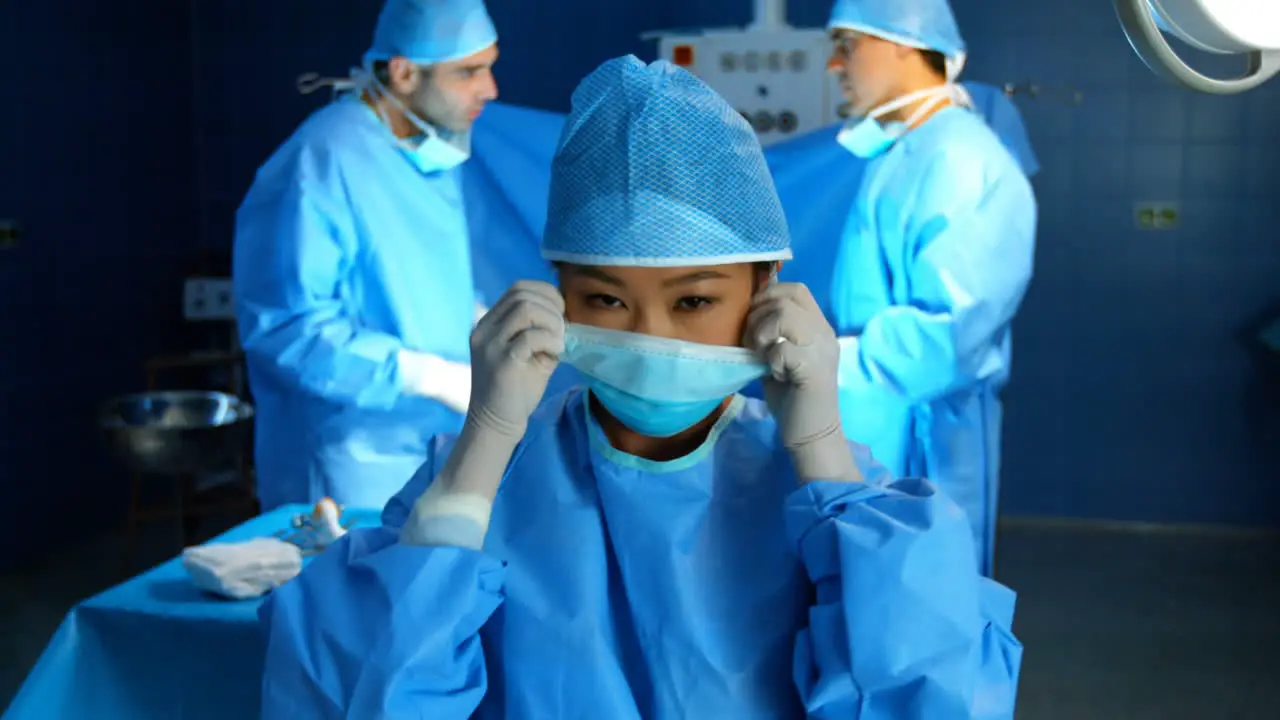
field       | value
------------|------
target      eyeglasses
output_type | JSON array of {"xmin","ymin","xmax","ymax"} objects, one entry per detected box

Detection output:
[{"xmin": 830, "ymin": 33, "xmax": 860, "ymax": 61}]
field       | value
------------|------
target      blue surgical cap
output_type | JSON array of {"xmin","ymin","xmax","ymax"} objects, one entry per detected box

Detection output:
[
  {"xmin": 828, "ymin": 0, "xmax": 967, "ymax": 78},
  {"xmin": 541, "ymin": 56, "xmax": 792, "ymax": 267},
  {"xmin": 364, "ymin": 0, "xmax": 497, "ymax": 66}
]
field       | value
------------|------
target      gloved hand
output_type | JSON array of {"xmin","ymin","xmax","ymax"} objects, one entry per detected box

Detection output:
[
  {"xmin": 401, "ymin": 281, "xmax": 565, "ymax": 549},
  {"xmin": 744, "ymin": 283, "xmax": 860, "ymax": 483},
  {"xmin": 397, "ymin": 350, "xmax": 472, "ymax": 413},
  {"xmin": 466, "ymin": 280, "xmax": 565, "ymax": 439}
]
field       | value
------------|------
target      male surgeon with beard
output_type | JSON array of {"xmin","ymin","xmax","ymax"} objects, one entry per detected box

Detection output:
[{"xmin": 233, "ymin": 0, "xmax": 500, "ymax": 511}]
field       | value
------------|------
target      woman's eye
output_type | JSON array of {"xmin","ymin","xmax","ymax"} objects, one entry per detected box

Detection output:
[
  {"xmin": 586, "ymin": 294, "xmax": 625, "ymax": 309},
  {"xmin": 676, "ymin": 296, "xmax": 715, "ymax": 311}
]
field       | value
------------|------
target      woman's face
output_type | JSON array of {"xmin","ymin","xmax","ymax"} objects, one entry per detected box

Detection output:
[{"xmin": 559, "ymin": 262, "xmax": 772, "ymax": 347}]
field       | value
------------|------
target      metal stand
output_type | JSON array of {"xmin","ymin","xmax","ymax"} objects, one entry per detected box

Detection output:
[{"xmin": 122, "ymin": 352, "xmax": 258, "ymax": 571}]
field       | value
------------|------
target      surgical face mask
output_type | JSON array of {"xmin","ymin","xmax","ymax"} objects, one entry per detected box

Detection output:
[
  {"xmin": 401, "ymin": 123, "xmax": 471, "ymax": 174},
  {"xmin": 366, "ymin": 68, "xmax": 472, "ymax": 174},
  {"xmin": 836, "ymin": 85, "xmax": 953, "ymax": 159},
  {"xmin": 561, "ymin": 323, "xmax": 768, "ymax": 438},
  {"xmin": 298, "ymin": 67, "xmax": 472, "ymax": 174}
]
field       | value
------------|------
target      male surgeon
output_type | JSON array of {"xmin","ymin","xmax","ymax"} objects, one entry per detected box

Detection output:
[
  {"xmin": 825, "ymin": 0, "xmax": 1038, "ymax": 577},
  {"xmin": 233, "ymin": 0, "xmax": 499, "ymax": 511}
]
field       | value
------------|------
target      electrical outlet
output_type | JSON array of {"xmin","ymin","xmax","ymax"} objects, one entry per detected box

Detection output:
[
  {"xmin": 183, "ymin": 277, "xmax": 235, "ymax": 321},
  {"xmin": 0, "ymin": 219, "xmax": 20, "ymax": 249},
  {"xmin": 1134, "ymin": 201, "xmax": 1181, "ymax": 231}
]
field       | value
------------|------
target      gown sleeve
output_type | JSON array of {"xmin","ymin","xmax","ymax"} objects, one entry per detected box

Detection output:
[
  {"xmin": 787, "ymin": 442, "xmax": 1023, "ymax": 719},
  {"xmin": 234, "ymin": 148, "xmax": 416, "ymax": 410},
  {"xmin": 259, "ymin": 436, "xmax": 505, "ymax": 719},
  {"xmin": 836, "ymin": 146, "xmax": 1037, "ymax": 404}
]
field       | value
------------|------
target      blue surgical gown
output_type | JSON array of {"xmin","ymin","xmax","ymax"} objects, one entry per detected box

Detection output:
[
  {"xmin": 234, "ymin": 97, "xmax": 474, "ymax": 512},
  {"xmin": 831, "ymin": 106, "xmax": 1038, "ymax": 578},
  {"xmin": 259, "ymin": 389, "xmax": 1022, "ymax": 719}
]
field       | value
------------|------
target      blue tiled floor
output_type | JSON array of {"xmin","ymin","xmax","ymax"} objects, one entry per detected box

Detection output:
[{"xmin": 997, "ymin": 524, "xmax": 1280, "ymax": 718}]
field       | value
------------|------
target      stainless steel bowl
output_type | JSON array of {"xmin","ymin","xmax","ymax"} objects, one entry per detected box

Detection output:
[{"xmin": 100, "ymin": 390, "xmax": 255, "ymax": 476}]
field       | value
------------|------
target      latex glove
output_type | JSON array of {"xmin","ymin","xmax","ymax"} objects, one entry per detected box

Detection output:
[
  {"xmin": 401, "ymin": 281, "xmax": 565, "ymax": 548},
  {"xmin": 466, "ymin": 280, "xmax": 565, "ymax": 439},
  {"xmin": 745, "ymin": 283, "xmax": 860, "ymax": 483},
  {"xmin": 394, "ymin": 298, "xmax": 492, "ymax": 410},
  {"xmin": 398, "ymin": 350, "xmax": 472, "ymax": 413}
]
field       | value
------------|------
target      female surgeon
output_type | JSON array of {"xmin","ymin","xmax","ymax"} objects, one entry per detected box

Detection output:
[{"xmin": 259, "ymin": 55, "xmax": 1022, "ymax": 719}]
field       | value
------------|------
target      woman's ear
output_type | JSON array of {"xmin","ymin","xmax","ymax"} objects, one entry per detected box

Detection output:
[
  {"xmin": 750, "ymin": 262, "xmax": 775, "ymax": 293},
  {"xmin": 753, "ymin": 261, "xmax": 781, "ymax": 285}
]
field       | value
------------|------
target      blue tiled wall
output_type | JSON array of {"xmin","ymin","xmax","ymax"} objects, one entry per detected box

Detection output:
[
  {"xmin": 950, "ymin": 0, "xmax": 1280, "ymax": 526},
  {"xmin": 0, "ymin": 2, "xmax": 198, "ymax": 569},
  {"xmin": 3, "ymin": 0, "xmax": 1277, "ymax": 569}
]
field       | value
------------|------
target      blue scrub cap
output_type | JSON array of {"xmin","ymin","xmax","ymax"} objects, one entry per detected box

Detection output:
[
  {"xmin": 828, "ymin": 0, "xmax": 967, "ymax": 78},
  {"xmin": 541, "ymin": 56, "xmax": 792, "ymax": 267},
  {"xmin": 364, "ymin": 0, "xmax": 497, "ymax": 66}
]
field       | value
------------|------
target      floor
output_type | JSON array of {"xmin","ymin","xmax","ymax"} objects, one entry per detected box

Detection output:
[
  {"xmin": 2, "ymin": 518, "xmax": 1278, "ymax": 718},
  {"xmin": 996, "ymin": 523, "xmax": 1280, "ymax": 719}
]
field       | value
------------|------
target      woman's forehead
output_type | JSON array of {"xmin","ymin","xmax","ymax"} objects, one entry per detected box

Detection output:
[{"xmin": 560, "ymin": 263, "xmax": 750, "ymax": 287}]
